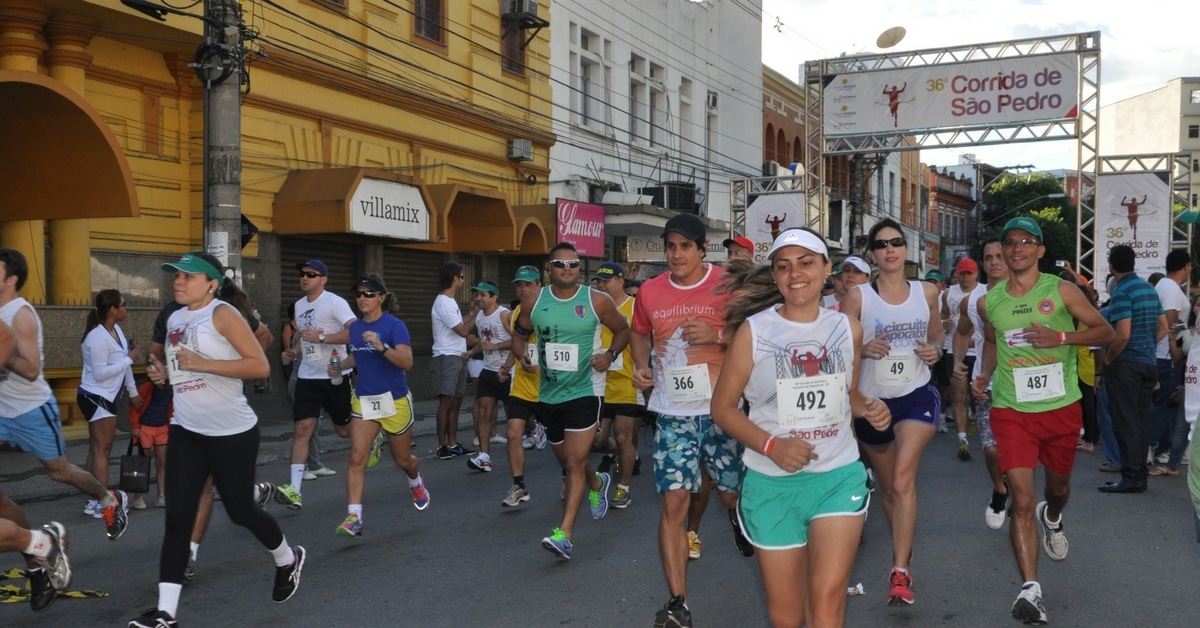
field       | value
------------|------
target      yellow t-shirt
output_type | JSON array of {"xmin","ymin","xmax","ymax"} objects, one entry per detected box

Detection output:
[
  {"xmin": 603, "ymin": 296, "xmax": 638, "ymax": 405},
  {"xmin": 509, "ymin": 304, "xmax": 538, "ymax": 402},
  {"xmin": 1076, "ymin": 323, "xmax": 1096, "ymax": 386}
]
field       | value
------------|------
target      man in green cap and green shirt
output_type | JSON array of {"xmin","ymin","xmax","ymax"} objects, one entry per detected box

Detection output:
[{"xmin": 971, "ymin": 216, "xmax": 1113, "ymax": 624}]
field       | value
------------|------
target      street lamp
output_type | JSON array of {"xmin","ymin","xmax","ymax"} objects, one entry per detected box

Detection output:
[{"xmin": 978, "ymin": 193, "xmax": 1066, "ymax": 238}]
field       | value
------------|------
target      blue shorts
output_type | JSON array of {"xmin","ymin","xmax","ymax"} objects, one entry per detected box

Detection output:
[
  {"xmin": 853, "ymin": 383, "xmax": 941, "ymax": 447},
  {"xmin": 652, "ymin": 414, "xmax": 745, "ymax": 495},
  {"xmin": 737, "ymin": 462, "xmax": 869, "ymax": 550},
  {"xmin": 0, "ymin": 401, "xmax": 67, "ymax": 461}
]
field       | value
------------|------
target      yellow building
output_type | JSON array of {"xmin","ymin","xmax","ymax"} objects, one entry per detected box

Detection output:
[{"xmin": 0, "ymin": 0, "xmax": 556, "ymax": 423}]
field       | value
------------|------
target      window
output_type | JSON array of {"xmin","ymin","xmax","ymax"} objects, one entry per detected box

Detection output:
[
  {"xmin": 414, "ymin": 0, "xmax": 443, "ymax": 44},
  {"xmin": 501, "ymin": 27, "xmax": 525, "ymax": 74},
  {"xmin": 648, "ymin": 63, "xmax": 666, "ymax": 147},
  {"xmin": 679, "ymin": 78, "xmax": 693, "ymax": 149},
  {"xmin": 629, "ymin": 54, "xmax": 647, "ymax": 143},
  {"xmin": 1191, "ymin": 89, "xmax": 1200, "ymax": 105},
  {"xmin": 580, "ymin": 58, "xmax": 597, "ymax": 125},
  {"xmin": 1189, "ymin": 125, "xmax": 1199, "ymax": 139},
  {"xmin": 1194, "ymin": 157, "xmax": 1199, "ymax": 173}
]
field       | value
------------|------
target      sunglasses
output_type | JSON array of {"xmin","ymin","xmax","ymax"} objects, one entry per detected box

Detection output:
[
  {"xmin": 870, "ymin": 237, "xmax": 907, "ymax": 250},
  {"xmin": 1002, "ymin": 238, "xmax": 1042, "ymax": 248},
  {"xmin": 549, "ymin": 259, "xmax": 582, "ymax": 269},
  {"xmin": 356, "ymin": 290, "xmax": 380, "ymax": 299},
  {"xmin": 299, "ymin": 271, "xmax": 324, "ymax": 279}
]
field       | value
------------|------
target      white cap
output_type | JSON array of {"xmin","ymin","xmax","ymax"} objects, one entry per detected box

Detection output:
[
  {"xmin": 839, "ymin": 256, "xmax": 870, "ymax": 275},
  {"xmin": 766, "ymin": 228, "xmax": 828, "ymax": 261}
]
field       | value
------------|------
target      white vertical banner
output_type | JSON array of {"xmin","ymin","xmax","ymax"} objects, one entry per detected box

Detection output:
[
  {"xmin": 1095, "ymin": 172, "xmax": 1172, "ymax": 284},
  {"xmin": 744, "ymin": 193, "xmax": 807, "ymax": 264}
]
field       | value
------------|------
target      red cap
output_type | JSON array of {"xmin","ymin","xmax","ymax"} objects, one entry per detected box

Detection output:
[
  {"xmin": 723, "ymin": 236, "xmax": 754, "ymax": 252},
  {"xmin": 955, "ymin": 258, "xmax": 979, "ymax": 274}
]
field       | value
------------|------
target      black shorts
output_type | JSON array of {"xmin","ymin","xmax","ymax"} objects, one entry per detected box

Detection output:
[
  {"xmin": 505, "ymin": 395, "xmax": 537, "ymax": 421},
  {"xmin": 476, "ymin": 368, "xmax": 510, "ymax": 401},
  {"xmin": 76, "ymin": 389, "xmax": 117, "ymax": 422},
  {"xmin": 934, "ymin": 353, "xmax": 955, "ymax": 386},
  {"xmin": 293, "ymin": 378, "xmax": 353, "ymax": 426},
  {"xmin": 537, "ymin": 396, "xmax": 602, "ymax": 445},
  {"xmin": 602, "ymin": 402, "xmax": 642, "ymax": 420}
]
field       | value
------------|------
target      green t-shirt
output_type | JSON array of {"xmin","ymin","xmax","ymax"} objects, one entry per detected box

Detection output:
[
  {"xmin": 985, "ymin": 273, "xmax": 1080, "ymax": 412},
  {"xmin": 529, "ymin": 285, "xmax": 604, "ymax": 404}
]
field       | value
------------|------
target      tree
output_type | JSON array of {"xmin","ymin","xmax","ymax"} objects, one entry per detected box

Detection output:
[{"xmin": 977, "ymin": 172, "xmax": 1075, "ymax": 272}]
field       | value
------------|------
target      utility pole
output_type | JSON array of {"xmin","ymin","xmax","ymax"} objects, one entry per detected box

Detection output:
[{"xmin": 201, "ymin": 0, "xmax": 243, "ymax": 278}]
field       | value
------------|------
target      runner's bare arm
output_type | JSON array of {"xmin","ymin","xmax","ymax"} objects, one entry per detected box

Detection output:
[{"xmin": 5, "ymin": 306, "xmax": 41, "ymax": 380}]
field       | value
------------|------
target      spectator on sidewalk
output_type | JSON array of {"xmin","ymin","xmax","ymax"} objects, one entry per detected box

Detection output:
[
  {"xmin": 431, "ymin": 262, "xmax": 478, "ymax": 460},
  {"xmin": 1148, "ymin": 250, "xmax": 1190, "ymax": 471}
]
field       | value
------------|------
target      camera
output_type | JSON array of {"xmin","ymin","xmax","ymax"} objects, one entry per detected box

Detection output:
[{"xmin": 1054, "ymin": 260, "xmax": 1065, "ymax": 268}]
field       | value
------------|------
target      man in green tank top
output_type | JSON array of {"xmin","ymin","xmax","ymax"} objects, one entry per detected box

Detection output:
[
  {"xmin": 971, "ymin": 217, "xmax": 1114, "ymax": 625},
  {"xmin": 511, "ymin": 242, "xmax": 630, "ymax": 561}
]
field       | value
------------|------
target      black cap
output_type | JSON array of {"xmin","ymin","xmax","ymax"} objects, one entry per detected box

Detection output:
[{"xmin": 662, "ymin": 213, "xmax": 706, "ymax": 242}]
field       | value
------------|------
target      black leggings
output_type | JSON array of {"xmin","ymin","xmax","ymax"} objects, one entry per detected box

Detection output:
[{"xmin": 160, "ymin": 424, "xmax": 284, "ymax": 584}]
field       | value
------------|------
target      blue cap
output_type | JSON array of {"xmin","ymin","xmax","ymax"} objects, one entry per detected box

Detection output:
[
  {"xmin": 296, "ymin": 259, "xmax": 329, "ymax": 276},
  {"xmin": 592, "ymin": 262, "xmax": 625, "ymax": 280}
]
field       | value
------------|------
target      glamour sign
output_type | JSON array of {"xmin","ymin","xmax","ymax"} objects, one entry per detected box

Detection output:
[
  {"xmin": 824, "ymin": 53, "xmax": 1078, "ymax": 136},
  {"xmin": 349, "ymin": 177, "xmax": 429, "ymax": 241},
  {"xmin": 556, "ymin": 199, "xmax": 605, "ymax": 257}
]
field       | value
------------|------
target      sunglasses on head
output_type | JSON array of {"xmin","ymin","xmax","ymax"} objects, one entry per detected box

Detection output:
[
  {"xmin": 870, "ymin": 237, "xmax": 907, "ymax": 250},
  {"xmin": 356, "ymin": 290, "xmax": 380, "ymax": 299},
  {"xmin": 549, "ymin": 259, "xmax": 582, "ymax": 269},
  {"xmin": 299, "ymin": 271, "xmax": 324, "ymax": 278}
]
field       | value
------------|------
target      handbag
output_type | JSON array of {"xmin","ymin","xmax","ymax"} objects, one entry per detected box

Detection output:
[{"xmin": 119, "ymin": 439, "xmax": 151, "ymax": 494}]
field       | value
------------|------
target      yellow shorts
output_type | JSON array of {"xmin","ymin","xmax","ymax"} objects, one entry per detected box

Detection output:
[{"xmin": 350, "ymin": 392, "xmax": 414, "ymax": 435}]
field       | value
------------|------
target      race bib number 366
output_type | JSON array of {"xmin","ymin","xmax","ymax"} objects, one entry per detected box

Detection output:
[{"xmin": 665, "ymin": 364, "xmax": 711, "ymax": 403}]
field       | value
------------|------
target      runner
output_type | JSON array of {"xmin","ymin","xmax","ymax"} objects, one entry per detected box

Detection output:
[
  {"xmin": 971, "ymin": 218, "xmax": 1113, "ymax": 624},
  {"xmin": 628, "ymin": 213, "xmax": 750, "ymax": 628},
  {"xmin": 510, "ymin": 243, "xmax": 630, "ymax": 560},
  {"xmin": 131, "ymin": 252, "xmax": 304, "ymax": 627},
  {"xmin": 333, "ymin": 274, "xmax": 429, "ymax": 538},
  {"xmin": 497, "ymin": 266, "xmax": 548, "ymax": 507},
  {"xmin": 945, "ymin": 258, "xmax": 982, "ymax": 460},
  {"xmin": 838, "ymin": 218, "xmax": 943, "ymax": 606},
  {"xmin": 713, "ymin": 227, "xmax": 891, "ymax": 627},
  {"xmin": 592, "ymin": 262, "xmax": 639, "ymax": 509},
  {"xmin": 466, "ymin": 281, "xmax": 511, "ymax": 474}
]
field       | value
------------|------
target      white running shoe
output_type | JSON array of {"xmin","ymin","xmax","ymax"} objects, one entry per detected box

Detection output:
[{"xmin": 1036, "ymin": 501, "xmax": 1068, "ymax": 560}]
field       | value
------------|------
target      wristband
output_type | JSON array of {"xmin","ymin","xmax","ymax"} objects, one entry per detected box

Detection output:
[
  {"xmin": 1058, "ymin": 331, "xmax": 1067, "ymax": 345},
  {"xmin": 762, "ymin": 435, "xmax": 776, "ymax": 456}
]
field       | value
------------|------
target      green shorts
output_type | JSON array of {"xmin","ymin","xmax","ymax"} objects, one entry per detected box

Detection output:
[{"xmin": 737, "ymin": 461, "xmax": 869, "ymax": 550}]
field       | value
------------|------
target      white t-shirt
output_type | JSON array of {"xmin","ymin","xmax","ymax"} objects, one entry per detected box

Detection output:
[
  {"xmin": 0, "ymin": 298, "xmax": 53, "ymax": 417},
  {"xmin": 943, "ymin": 284, "xmax": 976, "ymax": 351},
  {"xmin": 166, "ymin": 300, "xmax": 259, "ymax": 436},
  {"xmin": 293, "ymin": 291, "xmax": 355, "ymax": 380},
  {"xmin": 1155, "ymin": 278, "xmax": 1188, "ymax": 360},
  {"xmin": 431, "ymin": 293, "xmax": 467, "ymax": 357},
  {"xmin": 79, "ymin": 324, "xmax": 138, "ymax": 404}
]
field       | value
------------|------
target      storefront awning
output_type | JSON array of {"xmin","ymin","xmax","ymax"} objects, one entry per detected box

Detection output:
[
  {"xmin": 408, "ymin": 184, "xmax": 518, "ymax": 253},
  {"xmin": 0, "ymin": 71, "xmax": 138, "ymax": 221},
  {"xmin": 512, "ymin": 203, "xmax": 556, "ymax": 255},
  {"xmin": 273, "ymin": 168, "xmax": 432, "ymax": 244}
]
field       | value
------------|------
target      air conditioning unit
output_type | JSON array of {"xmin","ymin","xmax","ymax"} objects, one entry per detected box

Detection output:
[
  {"xmin": 503, "ymin": 0, "xmax": 537, "ymax": 17},
  {"xmin": 638, "ymin": 182, "xmax": 697, "ymax": 213},
  {"xmin": 705, "ymin": 91, "xmax": 718, "ymax": 110},
  {"xmin": 763, "ymin": 160, "xmax": 783, "ymax": 177},
  {"xmin": 507, "ymin": 138, "xmax": 533, "ymax": 161}
]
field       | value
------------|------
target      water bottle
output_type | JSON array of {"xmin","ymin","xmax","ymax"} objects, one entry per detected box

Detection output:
[{"xmin": 330, "ymin": 349, "xmax": 343, "ymax": 385}]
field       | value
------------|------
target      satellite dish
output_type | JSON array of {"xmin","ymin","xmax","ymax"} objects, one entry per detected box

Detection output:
[{"xmin": 876, "ymin": 26, "xmax": 907, "ymax": 49}]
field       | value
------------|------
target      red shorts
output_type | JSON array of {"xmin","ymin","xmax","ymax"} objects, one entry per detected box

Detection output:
[
  {"xmin": 989, "ymin": 403, "xmax": 1080, "ymax": 475},
  {"xmin": 138, "ymin": 424, "xmax": 169, "ymax": 448}
]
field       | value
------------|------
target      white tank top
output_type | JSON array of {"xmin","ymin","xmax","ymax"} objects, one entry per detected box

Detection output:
[
  {"xmin": 943, "ymin": 284, "xmax": 975, "ymax": 352},
  {"xmin": 475, "ymin": 306, "xmax": 512, "ymax": 372},
  {"xmin": 965, "ymin": 283, "xmax": 989, "ymax": 379},
  {"xmin": 742, "ymin": 307, "xmax": 859, "ymax": 476},
  {"xmin": 857, "ymin": 280, "xmax": 932, "ymax": 399},
  {"xmin": 0, "ymin": 298, "xmax": 54, "ymax": 416},
  {"xmin": 166, "ymin": 300, "xmax": 259, "ymax": 436}
]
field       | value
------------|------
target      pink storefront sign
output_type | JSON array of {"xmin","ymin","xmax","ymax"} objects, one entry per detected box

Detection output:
[{"xmin": 556, "ymin": 199, "xmax": 605, "ymax": 257}]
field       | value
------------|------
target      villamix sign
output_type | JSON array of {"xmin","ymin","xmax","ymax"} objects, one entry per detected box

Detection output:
[{"xmin": 349, "ymin": 178, "xmax": 430, "ymax": 241}]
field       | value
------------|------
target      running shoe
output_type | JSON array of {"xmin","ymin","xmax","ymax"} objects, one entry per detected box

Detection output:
[
  {"xmin": 436, "ymin": 445, "xmax": 453, "ymax": 460},
  {"xmin": 129, "ymin": 608, "xmax": 178, "ymax": 628},
  {"xmin": 102, "ymin": 490, "xmax": 130, "ymax": 540},
  {"xmin": 597, "ymin": 454, "xmax": 615, "ymax": 475},
  {"xmin": 541, "ymin": 527, "xmax": 572, "ymax": 560},
  {"xmin": 490, "ymin": 434, "xmax": 508, "ymax": 444},
  {"xmin": 532, "ymin": 422, "xmax": 548, "ymax": 449},
  {"xmin": 448, "ymin": 443, "xmax": 474, "ymax": 457},
  {"xmin": 985, "ymin": 489, "xmax": 1008, "ymax": 530},
  {"xmin": 612, "ymin": 486, "xmax": 632, "ymax": 509},
  {"xmin": 156, "ymin": 494, "xmax": 166, "ymax": 508},
  {"xmin": 653, "ymin": 595, "xmax": 692, "ymax": 628},
  {"xmin": 254, "ymin": 481, "xmax": 276, "ymax": 510},
  {"xmin": 183, "ymin": 556, "xmax": 196, "ymax": 583},
  {"xmin": 132, "ymin": 495, "xmax": 147, "ymax": 510},
  {"xmin": 888, "ymin": 568, "xmax": 914, "ymax": 605},
  {"xmin": 274, "ymin": 484, "xmax": 303, "ymax": 511},
  {"xmin": 729, "ymin": 507, "xmax": 755, "ymax": 557},
  {"xmin": 336, "ymin": 513, "xmax": 363, "ymax": 538},
  {"xmin": 307, "ymin": 466, "xmax": 337, "ymax": 479},
  {"xmin": 467, "ymin": 452, "xmax": 493, "ymax": 472},
  {"xmin": 1011, "ymin": 582, "xmax": 1048, "ymax": 624},
  {"xmin": 589, "ymin": 472, "xmax": 611, "ymax": 520},
  {"xmin": 35, "ymin": 522, "xmax": 71, "ymax": 590},
  {"xmin": 502, "ymin": 484, "xmax": 530, "ymax": 507},
  {"xmin": 367, "ymin": 431, "xmax": 386, "ymax": 468},
  {"xmin": 472, "ymin": 436, "xmax": 480, "ymax": 447},
  {"xmin": 522, "ymin": 431, "xmax": 534, "ymax": 450},
  {"xmin": 957, "ymin": 439, "xmax": 972, "ymax": 461},
  {"xmin": 84, "ymin": 500, "xmax": 102, "ymax": 518},
  {"xmin": 411, "ymin": 480, "xmax": 431, "ymax": 511},
  {"xmin": 1036, "ymin": 501, "xmax": 1068, "ymax": 560},
  {"xmin": 686, "ymin": 530, "xmax": 701, "ymax": 560},
  {"xmin": 272, "ymin": 546, "xmax": 305, "ymax": 603}
]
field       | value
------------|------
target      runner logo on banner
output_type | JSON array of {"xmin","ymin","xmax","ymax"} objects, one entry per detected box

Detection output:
[
  {"xmin": 745, "ymin": 193, "xmax": 806, "ymax": 264},
  {"xmin": 1095, "ymin": 172, "xmax": 1171, "ymax": 299}
]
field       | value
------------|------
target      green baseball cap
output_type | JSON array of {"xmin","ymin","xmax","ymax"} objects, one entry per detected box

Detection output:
[
  {"xmin": 512, "ymin": 266, "xmax": 541, "ymax": 283},
  {"xmin": 924, "ymin": 269, "xmax": 946, "ymax": 282},
  {"xmin": 162, "ymin": 252, "xmax": 224, "ymax": 285},
  {"xmin": 1000, "ymin": 216, "xmax": 1044, "ymax": 242},
  {"xmin": 471, "ymin": 281, "xmax": 499, "ymax": 295}
]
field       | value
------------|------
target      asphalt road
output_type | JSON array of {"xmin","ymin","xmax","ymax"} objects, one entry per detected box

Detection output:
[{"xmin": 7, "ymin": 425, "xmax": 1200, "ymax": 627}]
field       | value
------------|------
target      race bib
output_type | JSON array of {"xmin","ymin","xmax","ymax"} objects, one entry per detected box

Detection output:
[
  {"xmin": 611, "ymin": 351, "xmax": 624, "ymax": 371},
  {"xmin": 776, "ymin": 372, "xmax": 846, "ymax": 429},
  {"xmin": 166, "ymin": 341, "xmax": 201, "ymax": 385},
  {"xmin": 1014, "ymin": 363, "xmax": 1066, "ymax": 403},
  {"xmin": 525, "ymin": 342, "xmax": 538, "ymax": 367},
  {"xmin": 875, "ymin": 352, "xmax": 918, "ymax": 386},
  {"xmin": 301, "ymin": 340, "xmax": 324, "ymax": 364},
  {"xmin": 665, "ymin": 363, "xmax": 711, "ymax": 403},
  {"xmin": 360, "ymin": 391, "xmax": 397, "ymax": 421},
  {"xmin": 545, "ymin": 342, "xmax": 578, "ymax": 371},
  {"xmin": 1003, "ymin": 328, "xmax": 1032, "ymax": 349}
]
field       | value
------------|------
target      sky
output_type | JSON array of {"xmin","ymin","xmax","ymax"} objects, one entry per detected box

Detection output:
[{"xmin": 761, "ymin": 0, "xmax": 1200, "ymax": 172}]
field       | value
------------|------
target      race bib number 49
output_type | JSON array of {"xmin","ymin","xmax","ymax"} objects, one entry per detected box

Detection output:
[
  {"xmin": 875, "ymin": 352, "xmax": 917, "ymax": 386},
  {"xmin": 777, "ymin": 372, "xmax": 846, "ymax": 429},
  {"xmin": 665, "ymin": 364, "xmax": 711, "ymax": 403}
]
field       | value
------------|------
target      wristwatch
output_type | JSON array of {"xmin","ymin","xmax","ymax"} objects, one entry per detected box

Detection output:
[
  {"xmin": 382, "ymin": 343, "xmax": 392, "ymax": 353},
  {"xmin": 318, "ymin": 333, "xmax": 326, "ymax": 343},
  {"xmin": 607, "ymin": 349, "xmax": 618, "ymax": 360}
]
